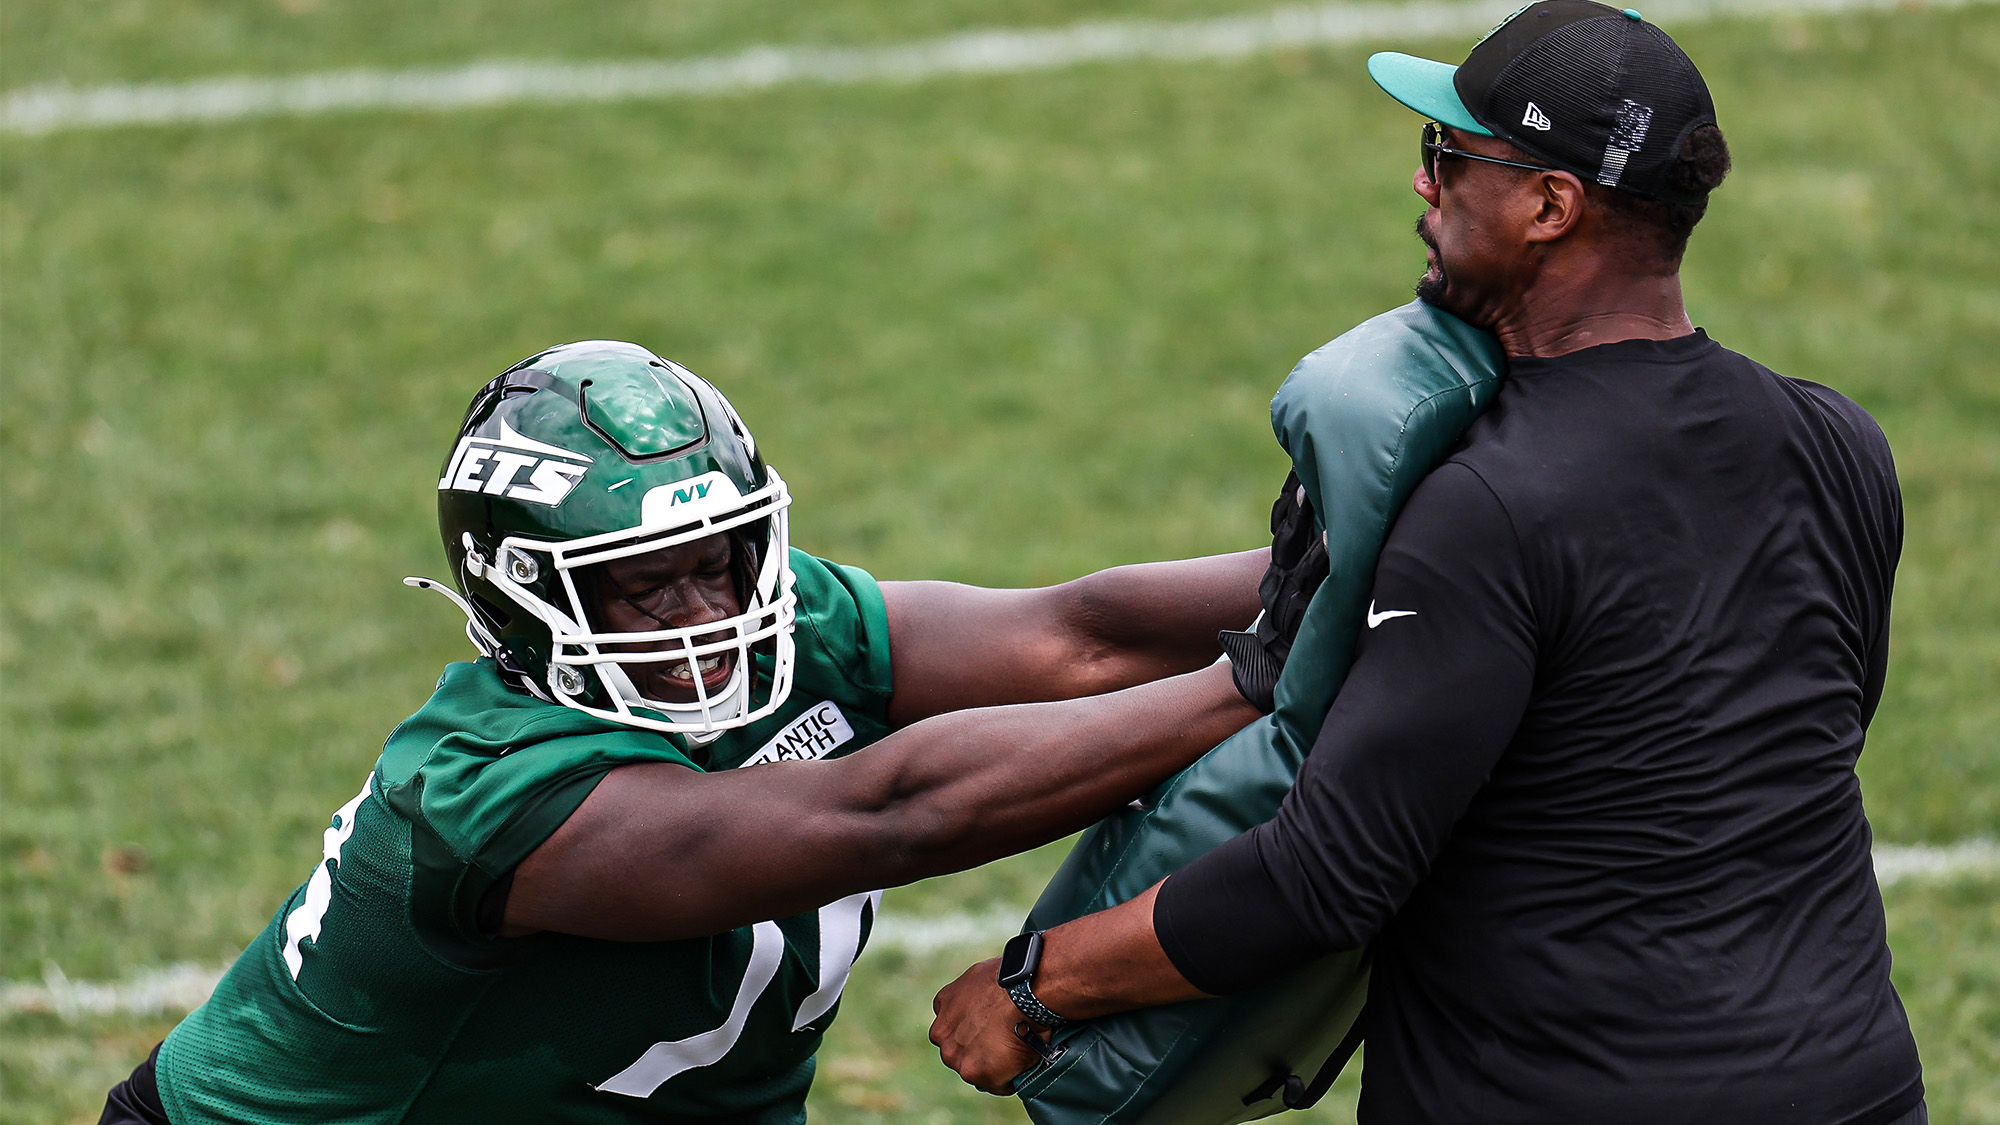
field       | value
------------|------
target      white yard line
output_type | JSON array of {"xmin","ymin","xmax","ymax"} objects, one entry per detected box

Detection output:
[
  {"xmin": 0, "ymin": 961, "xmax": 227, "ymax": 1021},
  {"xmin": 4, "ymin": 0, "xmax": 1990, "ymax": 135},
  {"xmin": 871, "ymin": 906, "xmax": 1026, "ymax": 956},
  {"xmin": 4, "ymin": 840, "xmax": 1994, "ymax": 1021},
  {"xmin": 1872, "ymin": 838, "xmax": 2000, "ymax": 885}
]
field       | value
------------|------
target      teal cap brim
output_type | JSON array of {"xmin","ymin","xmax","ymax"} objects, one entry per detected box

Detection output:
[{"xmin": 1367, "ymin": 52, "xmax": 1493, "ymax": 137}]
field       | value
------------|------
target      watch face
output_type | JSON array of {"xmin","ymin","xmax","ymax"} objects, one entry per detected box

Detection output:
[{"xmin": 997, "ymin": 931, "xmax": 1041, "ymax": 987}]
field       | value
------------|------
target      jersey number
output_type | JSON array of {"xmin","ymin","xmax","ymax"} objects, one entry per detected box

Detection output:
[
  {"xmin": 594, "ymin": 890, "xmax": 882, "ymax": 1098},
  {"xmin": 282, "ymin": 773, "xmax": 375, "ymax": 980}
]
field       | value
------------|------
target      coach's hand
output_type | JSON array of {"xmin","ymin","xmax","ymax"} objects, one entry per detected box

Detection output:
[{"xmin": 930, "ymin": 958, "xmax": 1043, "ymax": 1095}]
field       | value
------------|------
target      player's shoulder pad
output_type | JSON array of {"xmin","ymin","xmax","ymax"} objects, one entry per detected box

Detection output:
[{"xmin": 785, "ymin": 548, "xmax": 893, "ymax": 708}]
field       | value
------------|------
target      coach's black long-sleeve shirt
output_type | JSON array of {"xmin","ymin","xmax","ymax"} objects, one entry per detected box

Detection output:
[{"xmin": 1155, "ymin": 331, "xmax": 1921, "ymax": 1125}]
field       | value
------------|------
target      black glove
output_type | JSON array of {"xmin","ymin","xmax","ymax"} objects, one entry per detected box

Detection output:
[{"xmin": 1218, "ymin": 470, "xmax": 1329, "ymax": 712}]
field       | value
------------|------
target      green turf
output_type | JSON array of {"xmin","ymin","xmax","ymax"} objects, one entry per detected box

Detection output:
[{"xmin": 3, "ymin": 2, "xmax": 1997, "ymax": 1122}]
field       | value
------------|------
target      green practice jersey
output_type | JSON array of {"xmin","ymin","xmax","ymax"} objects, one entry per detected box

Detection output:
[{"xmin": 158, "ymin": 551, "xmax": 894, "ymax": 1124}]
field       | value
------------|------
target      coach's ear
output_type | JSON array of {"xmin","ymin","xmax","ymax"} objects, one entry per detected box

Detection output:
[{"xmin": 1523, "ymin": 167, "xmax": 1589, "ymax": 246}]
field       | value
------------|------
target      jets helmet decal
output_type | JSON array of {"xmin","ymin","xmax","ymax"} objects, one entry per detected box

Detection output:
[{"xmin": 409, "ymin": 341, "xmax": 797, "ymax": 740}]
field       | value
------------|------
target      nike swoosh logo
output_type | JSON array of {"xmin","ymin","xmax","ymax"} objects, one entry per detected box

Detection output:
[{"xmin": 1366, "ymin": 601, "xmax": 1417, "ymax": 629}]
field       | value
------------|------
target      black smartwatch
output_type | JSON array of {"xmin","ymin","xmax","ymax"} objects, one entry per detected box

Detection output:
[{"xmin": 997, "ymin": 931, "xmax": 1070, "ymax": 1028}]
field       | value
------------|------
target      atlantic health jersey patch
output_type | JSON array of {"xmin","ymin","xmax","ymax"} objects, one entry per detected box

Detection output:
[{"xmin": 740, "ymin": 702, "xmax": 854, "ymax": 767}]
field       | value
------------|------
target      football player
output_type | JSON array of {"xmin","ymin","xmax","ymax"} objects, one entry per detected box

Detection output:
[{"xmin": 100, "ymin": 340, "xmax": 1264, "ymax": 1125}]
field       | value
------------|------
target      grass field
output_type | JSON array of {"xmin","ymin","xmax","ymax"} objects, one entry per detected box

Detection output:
[{"xmin": 3, "ymin": 1, "xmax": 1997, "ymax": 1122}]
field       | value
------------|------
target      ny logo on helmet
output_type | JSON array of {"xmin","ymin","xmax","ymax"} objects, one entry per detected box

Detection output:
[{"xmin": 439, "ymin": 420, "xmax": 594, "ymax": 507}]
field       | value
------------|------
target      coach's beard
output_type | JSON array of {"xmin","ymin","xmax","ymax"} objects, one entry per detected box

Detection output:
[{"xmin": 1414, "ymin": 213, "xmax": 1454, "ymax": 312}]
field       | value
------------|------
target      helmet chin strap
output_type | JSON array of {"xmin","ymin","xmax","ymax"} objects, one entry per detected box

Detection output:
[{"xmin": 596, "ymin": 660, "xmax": 752, "ymax": 745}]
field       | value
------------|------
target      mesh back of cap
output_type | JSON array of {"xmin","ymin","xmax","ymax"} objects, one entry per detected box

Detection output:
[{"xmin": 1472, "ymin": 14, "xmax": 1717, "ymax": 202}]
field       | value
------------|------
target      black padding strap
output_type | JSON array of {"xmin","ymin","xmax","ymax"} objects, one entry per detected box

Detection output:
[
  {"xmin": 1238, "ymin": 1014, "xmax": 1366, "ymax": 1111},
  {"xmin": 1218, "ymin": 627, "xmax": 1283, "ymax": 713},
  {"xmin": 1221, "ymin": 470, "xmax": 1330, "ymax": 712}
]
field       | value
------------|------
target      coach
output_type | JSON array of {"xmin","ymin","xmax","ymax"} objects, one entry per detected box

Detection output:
[{"xmin": 930, "ymin": 4, "xmax": 1926, "ymax": 1122}]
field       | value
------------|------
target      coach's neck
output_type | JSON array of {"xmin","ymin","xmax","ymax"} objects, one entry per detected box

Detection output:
[{"xmin": 1494, "ymin": 255, "xmax": 1693, "ymax": 360}]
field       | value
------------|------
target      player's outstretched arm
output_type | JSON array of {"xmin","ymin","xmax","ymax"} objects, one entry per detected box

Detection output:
[
  {"xmin": 504, "ymin": 660, "xmax": 1258, "ymax": 941},
  {"xmin": 880, "ymin": 547, "xmax": 1267, "ymax": 726}
]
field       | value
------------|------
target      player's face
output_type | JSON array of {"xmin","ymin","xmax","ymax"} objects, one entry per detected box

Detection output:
[{"xmin": 585, "ymin": 532, "xmax": 744, "ymax": 704}]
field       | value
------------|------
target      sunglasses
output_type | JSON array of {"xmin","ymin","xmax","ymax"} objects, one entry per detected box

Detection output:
[{"xmin": 1421, "ymin": 121, "xmax": 1559, "ymax": 184}]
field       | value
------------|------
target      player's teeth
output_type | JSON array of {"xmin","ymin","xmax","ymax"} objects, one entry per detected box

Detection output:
[
  {"xmin": 659, "ymin": 652, "xmax": 727, "ymax": 684},
  {"xmin": 667, "ymin": 655, "xmax": 724, "ymax": 682}
]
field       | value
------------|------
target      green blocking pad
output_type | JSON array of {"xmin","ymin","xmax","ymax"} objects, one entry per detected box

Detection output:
[{"xmin": 1015, "ymin": 301, "xmax": 1504, "ymax": 1124}]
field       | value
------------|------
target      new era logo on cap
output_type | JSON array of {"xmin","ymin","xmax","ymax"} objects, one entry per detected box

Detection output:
[{"xmin": 1522, "ymin": 102, "xmax": 1553, "ymax": 131}]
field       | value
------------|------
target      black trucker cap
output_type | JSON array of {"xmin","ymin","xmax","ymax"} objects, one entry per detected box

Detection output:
[{"xmin": 1369, "ymin": 2, "xmax": 1717, "ymax": 203}]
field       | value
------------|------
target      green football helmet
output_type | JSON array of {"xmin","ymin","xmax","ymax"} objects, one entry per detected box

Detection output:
[{"xmin": 407, "ymin": 340, "xmax": 797, "ymax": 739}]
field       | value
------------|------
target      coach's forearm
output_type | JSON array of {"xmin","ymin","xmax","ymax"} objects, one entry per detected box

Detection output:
[
  {"xmin": 1032, "ymin": 883, "xmax": 1209, "ymax": 1019},
  {"xmin": 928, "ymin": 883, "xmax": 1206, "ymax": 1093}
]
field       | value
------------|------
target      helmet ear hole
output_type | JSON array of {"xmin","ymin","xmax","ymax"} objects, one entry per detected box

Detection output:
[{"xmin": 469, "ymin": 593, "xmax": 514, "ymax": 630}]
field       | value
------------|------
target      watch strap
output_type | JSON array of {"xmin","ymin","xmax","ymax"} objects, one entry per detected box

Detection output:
[{"xmin": 1005, "ymin": 977, "xmax": 1070, "ymax": 1028}]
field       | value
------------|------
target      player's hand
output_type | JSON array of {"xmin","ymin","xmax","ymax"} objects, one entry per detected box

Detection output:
[{"xmin": 929, "ymin": 958, "xmax": 1044, "ymax": 1095}]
